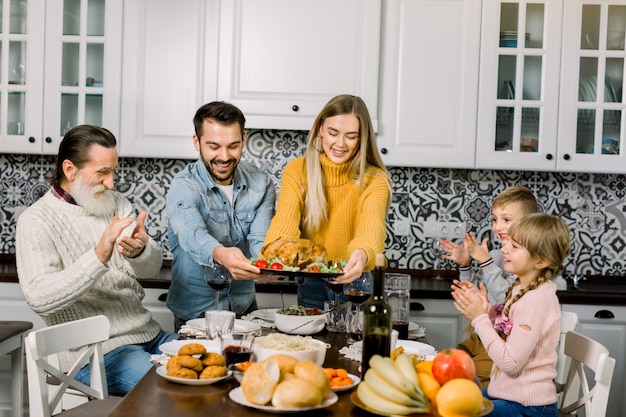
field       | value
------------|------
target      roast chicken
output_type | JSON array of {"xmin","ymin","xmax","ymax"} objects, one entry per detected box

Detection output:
[{"xmin": 260, "ymin": 238, "xmax": 327, "ymax": 269}]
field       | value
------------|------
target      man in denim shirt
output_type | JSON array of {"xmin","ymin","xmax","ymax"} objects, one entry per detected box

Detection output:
[{"xmin": 166, "ymin": 102, "xmax": 276, "ymax": 331}]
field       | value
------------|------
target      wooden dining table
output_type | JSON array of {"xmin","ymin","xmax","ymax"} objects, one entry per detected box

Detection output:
[{"xmin": 108, "ymin": 329, "xmax": 433, "ymax": 417}]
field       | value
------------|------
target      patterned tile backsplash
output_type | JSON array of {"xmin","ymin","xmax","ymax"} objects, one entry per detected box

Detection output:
[{"xmin": 2, "ymin": 129, "xmax": 626, "ymax": 276}]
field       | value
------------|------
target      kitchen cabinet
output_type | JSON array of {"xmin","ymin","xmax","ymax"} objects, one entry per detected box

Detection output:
[
  {"xmin": 476, "ymin": 0, "xmax": 626, "ymax": 173},
  {"xmin": 142, "ymin": 288, "xmax": 175, "ymax": 333},
  {"xmin": 0, "ymin": 0, "xmax": 122, "ymax": 155},
  {"xmin": 561, "ymin": 304, "xmax": 626, "ymax": 417},
  {"xmin": 409, "ymin": 298, "xmax": 467, "ymax": 351},
  {"xmin": 217, "ymin": 0, "xmax": 382, "ymax": 130},
  {"xmin": 377, "ymin": 0, "xmax": 481, "ymax": 168},
  {"xmin": 120, "ymin": 0, "xmax": 216, "ymax": 159}
]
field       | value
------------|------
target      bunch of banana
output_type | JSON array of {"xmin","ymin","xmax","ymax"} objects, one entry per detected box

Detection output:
[{"xmin": 358, "ymin": 353, "xmax": 431, "ymax": 415}]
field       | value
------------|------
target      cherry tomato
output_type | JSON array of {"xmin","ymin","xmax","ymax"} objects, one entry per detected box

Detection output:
[
  {"xmin": 307, "ymin": 265, "xmax": 320, "ymax": 272},
  {"xmin": 269, "ymin": 262, "xmax": 283, "ymax": 270},
  {"xmin": 254, "ymin": 259, "xmax": 269, "ymax": 268}
]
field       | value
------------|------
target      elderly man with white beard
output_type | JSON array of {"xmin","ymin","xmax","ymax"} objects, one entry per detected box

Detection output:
[{"xmin": 15, "ymin": 125, "xmax": 178, "ymax": 395}]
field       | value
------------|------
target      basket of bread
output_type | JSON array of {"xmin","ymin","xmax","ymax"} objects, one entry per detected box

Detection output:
[{"xmin": 236, "ymin": 354, "xmax": 337, "ymax": 410}]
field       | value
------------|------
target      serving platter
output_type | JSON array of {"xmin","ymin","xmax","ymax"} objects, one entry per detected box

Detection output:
[
  {"xmin": 350, "ymin": 391, "xmax": 494, "ymax": 416},
  {"xmin": 156, "ymin": 366, "xmax": 231, "ymax": 386},
  {"xmin": 229, "ymin": 387, "xmax": 338, "ymax": 412},
  {"xmin": 259, "ymin": 267, "xmax": 343, "ymax": 279}
]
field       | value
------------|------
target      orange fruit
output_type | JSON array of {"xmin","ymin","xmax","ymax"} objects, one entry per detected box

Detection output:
[
  {"xmin": 415, "ymin": 360, "xmax": 434, "ymax": 376},
  {"xmin": 416, "ymin": 372, "xmax": 440, "ymax": 406},
  {"xmin": 435, "ymin": 378, "xmax": 483, "ymax": 417}
]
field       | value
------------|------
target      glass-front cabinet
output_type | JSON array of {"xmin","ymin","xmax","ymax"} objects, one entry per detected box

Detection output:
[
  {"xmin": 477, "ymin": 0, "xmax": 626, "ymax": 173},
  {"xmin": 0, "ymin": 0, "xmax": 122, "ymax": 155},
  {"xmin": 476, "ymin": 0, "xmax": 563, "ymax": 171}
]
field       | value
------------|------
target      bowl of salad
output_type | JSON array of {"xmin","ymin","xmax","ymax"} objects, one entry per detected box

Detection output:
[{"xmin": 274, "ymin": 305, "xmax": 327, "ymax": 335}]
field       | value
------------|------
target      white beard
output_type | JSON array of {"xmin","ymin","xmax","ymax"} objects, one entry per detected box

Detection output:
[{"xmin": 71, "ymin": 172, "xmax": 117, "ymax": 218}]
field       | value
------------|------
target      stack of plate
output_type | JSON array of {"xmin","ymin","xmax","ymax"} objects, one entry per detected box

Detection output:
[{"xmin": 500, "ymin": 31, "xmax": 530, "ymax": 47}]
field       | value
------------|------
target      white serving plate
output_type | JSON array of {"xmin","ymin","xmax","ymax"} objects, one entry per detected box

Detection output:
[
  {"xmin": 228, "ymin": 387, "xmax": 338, "ymax": 412},
  {"xmin": 331, "ymin": 373, "xmax": 360, "ymax": 392},
  {"xmin": 156, "ymin": 365, "xmax": 230, "ymax": 385},
  {"xmin": 186, "ymin": 318, "xmax": 261, "ymax": 334},
  {"xmin": 158, "ymin": 339, "xmax": 220, "ymax": 356}
]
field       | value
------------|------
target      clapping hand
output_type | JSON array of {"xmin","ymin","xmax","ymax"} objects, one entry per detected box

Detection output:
[{"xmin": 451, "ymin": 279, "xmax": 489, "ymax": 321}]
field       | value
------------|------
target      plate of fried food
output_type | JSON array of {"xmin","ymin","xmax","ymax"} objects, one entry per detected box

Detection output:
[
  {"xmin": 158, "ymin": 342, "xmax": 230, "ymax": 385},
  {"xmin": 251, "ymin": 238, "xmax": 347, "ymax": 278}
]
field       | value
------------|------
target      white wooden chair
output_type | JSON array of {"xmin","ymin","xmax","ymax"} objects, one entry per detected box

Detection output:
[
  {"xmin": 0, "ymin": 321, "xmax": 33, "ymax": 417},
  {"xmin": 25, "ymin": 316, "xmax": 122, "ymax": 417},
  {"xmin": 556, "ymin": 311, "xmax": 579, "ymax": 388},
  {"xmin": 558, "ymin": 331, "xmax": 615, "ymax": 417}
]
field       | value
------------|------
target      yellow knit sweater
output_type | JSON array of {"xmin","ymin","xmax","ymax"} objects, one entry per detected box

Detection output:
[{"xmin": 265, "ymin": 154, "xmax": 389, "ymax": 270}]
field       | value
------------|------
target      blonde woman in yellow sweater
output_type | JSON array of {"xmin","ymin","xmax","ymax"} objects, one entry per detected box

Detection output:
[{"xmin": 264, "ymin": 94, "xmax": 392, "ymax": 308}]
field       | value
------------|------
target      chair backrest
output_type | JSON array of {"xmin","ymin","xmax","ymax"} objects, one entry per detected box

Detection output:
[
  {"xmin": 556, "ymin": 311, "xmax": 579, "ymax": 386},
  {"xmin": 558, "ymin": 331, "xmax": 616, "ymax": 417},
  {"xmin": 25, "ymin": 315, "xmax": 111, "ymax": 417}
]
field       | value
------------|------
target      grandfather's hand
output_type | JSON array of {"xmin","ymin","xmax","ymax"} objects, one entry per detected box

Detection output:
[
  {"xmin": 118, "ymin": 211, "xmax": 150, "ymax": 259},
  {"xmin": 95, "ymin": 215, "xmax": 135, "ymax": 264}
]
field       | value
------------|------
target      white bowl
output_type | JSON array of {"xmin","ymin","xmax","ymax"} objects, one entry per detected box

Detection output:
[
  {"xmin": 274, "ymin": 310, "xmax": 326, "ymax": 335},
  {"xmin": 252, "ymin": 334, "xmax": 328, "ymax": 365}
]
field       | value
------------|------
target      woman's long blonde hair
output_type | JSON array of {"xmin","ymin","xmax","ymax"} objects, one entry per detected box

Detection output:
[
  {"xmin": 497, "ymin": 213, "xmax": 571, "ymax": 339},
  {"xmin": 301, "ymin": 94, "xmax": 391, "ymax": 234}
]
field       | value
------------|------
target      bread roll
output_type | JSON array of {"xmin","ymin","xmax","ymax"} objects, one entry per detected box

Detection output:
[
  {"xmin": 178, "ymin": 343, "xmax": 207, "ymax": 356},
  {"xmin": 271, "ymin": 378, "xmax": 323, "ymax": 408},
  {"xmin": 263, "ymin": 354, "xmax": 298, "ymax": 375},
  {"xmin": 293, "ymin": 360, "xmax": 330, "ymax": 397},
  {"xmin": 241, "ymin": 360, "xmax": 280, "ymax": 405}
]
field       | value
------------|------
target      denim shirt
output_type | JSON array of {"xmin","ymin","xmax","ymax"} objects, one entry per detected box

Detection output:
[{"xmin": 166, "ymin": 159, "xmax": 276, "ymax": 320}]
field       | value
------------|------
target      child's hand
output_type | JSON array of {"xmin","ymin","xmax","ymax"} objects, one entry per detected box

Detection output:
[
  {"xmin": 451, "ymin": 280, "xmax": 489, "ymax": 321},
  {"xmin": 440, "ymin": 239, "xmax": 471, "ymax": 267},
  {"xmin": 463, "ymin": 232, "xmax": 491, "ymax": 264}
]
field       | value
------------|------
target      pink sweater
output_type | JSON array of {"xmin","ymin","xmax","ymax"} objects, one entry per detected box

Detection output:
[{"xmin": 472, "ymin": 280, "xmax": 560, "ymax": 406}]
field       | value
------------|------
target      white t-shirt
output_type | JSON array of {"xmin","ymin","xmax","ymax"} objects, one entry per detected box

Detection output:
[{"xmin": 216, "ymin": 184, "xmax": 234, "ymax": 206}]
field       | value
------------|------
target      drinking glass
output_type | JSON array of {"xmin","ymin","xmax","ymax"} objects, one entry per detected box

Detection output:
[
  {"xmin": 221, "ymin": 332, "xmax": 254, "ymax": 366},
  {"xmin": 205, "ymin": 310, "xmax": 235, "ymax": 340},
  {"xmin": 343, "ymin": 274, "xmax": 372, "ymax": 344},
  {"xmin": 204, "ymin": 264, "xmax": 233, "ymax": 310}
]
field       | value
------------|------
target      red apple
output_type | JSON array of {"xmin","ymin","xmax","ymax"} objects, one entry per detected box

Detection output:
[{"xmin": 431, "ymin": 348, "xmax": 476, "ymax": 385}]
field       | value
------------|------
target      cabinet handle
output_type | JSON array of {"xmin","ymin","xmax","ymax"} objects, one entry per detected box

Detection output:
[
  {"xmin": 28, "ymin": 136, "xmax": 36, "ymax": 143},
  {"xmin": 45, "ymin": 137, "xmax": 52, "ymax": 144},
  {"xmin": 594, "ymin": 309, "xmax": 614, "ymax": 319},
  {"xmin": 291, "ymin": 105, "xmax": 299, "ymax": 112},
  {"xmin": 158, "ymin": 293, "xmax": 168, "ymax": 302},
  {"xmin": 410, "ymin": 302, "xmax": 425, "ymax": 311},
  {"xmin": 563, "ymin": 153, "xmax": 570, "ymax": 161},
  {"xmin": 545, "ymin": 153, "xmax": 553, "ymax": 160},
  {"xmin": 381, "ymin": 148, "xmax": 388, "ymax": 155}
]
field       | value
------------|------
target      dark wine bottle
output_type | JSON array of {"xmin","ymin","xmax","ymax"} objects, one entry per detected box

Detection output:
[{"xmin": 361, "ymin": 254, "xmax": 392, "ymax": 376}]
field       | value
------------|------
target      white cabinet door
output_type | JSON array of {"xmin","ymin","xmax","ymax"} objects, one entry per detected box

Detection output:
[
  {"xmin": 217, "ymin": 0, "xmax": 381, "ymax": 130},
  {"xmin": 120, "ymin": 0, "xmax": 218, "ymax": 158},
  {"xmin": 561, "ymin": 304, "xmax": 626, "ymax": 417},
  {"xmin": 0, "ymin": 0, "xmax": 122, "ymax": 155},
  {"xmin": 409, "ymin": 299, "xmax": 466, "ymax": 351},
  {"xmin": 377, "ymin": 0, "xmax": 481, "ymax": 168},
  {"xmin": 142, "ymin": 288, "xmax": 175, "ymax": 333},
  {"xmin": 557, "ymin": 1, "xmax": 626, "ymax": 173},
  {"xmin": 476, "ymin": 0, "xmax": 563, "ymax": 171}
]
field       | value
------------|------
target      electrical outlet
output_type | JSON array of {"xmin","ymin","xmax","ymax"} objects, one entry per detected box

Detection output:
[
  {"xmin": 394, "ymin": 220, "xmax": 411, "ymax": 236},
  {"xmin": 423, "ymin": 221, "xmax": 438, "ymax": 238},
  {"xmin": 423, "ymin": 221, "xmax": 466, "ymax": 239},
  {"xmin": 447, "ymin": 222, "xmax": 466, "ymax": 239}
]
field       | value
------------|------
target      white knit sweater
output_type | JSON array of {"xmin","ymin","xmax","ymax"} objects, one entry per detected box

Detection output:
[{"xmin": 16, "ymin": 190, "xmax": 163, "ymax": 372}]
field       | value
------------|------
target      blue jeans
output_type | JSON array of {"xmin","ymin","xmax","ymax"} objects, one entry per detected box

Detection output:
[
  {"xmin": 297, "ymin": 277, "xmax": 348, "ymax": 309},
  {"xmin": 76, "ymin": 330, "xmax": 179, "ymax": 395},
  {"xmin": 483, "ymin": 388, "xmax": 558, "ymax": 417}
]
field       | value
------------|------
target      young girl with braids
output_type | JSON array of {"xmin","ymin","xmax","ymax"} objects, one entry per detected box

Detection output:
[{"xmin": 451, "ymin": 213, "xmax": 570, "ymax": 417}]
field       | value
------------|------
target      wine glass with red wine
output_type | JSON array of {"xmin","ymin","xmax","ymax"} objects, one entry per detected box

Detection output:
[
  {"xmin": 343, "ymin": 274, "xmax": 372, "ymax": 344},
  {"xmin": 221, "ymin": 333, "xmax": 254, "ymax": 366},
  {"xmin": 204, "ymin": 264, "xmax": 233, "ymax": 310}
]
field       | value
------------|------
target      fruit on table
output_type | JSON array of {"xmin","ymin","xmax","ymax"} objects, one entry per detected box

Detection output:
[
  {"xmin": 358, "ymin": 353, "xmax": 430, "ymax": 415},
  {"xmin": 435, "ymin": 378, "xmax": 483, "ymax": 417},
  {"xmin": 431, "ymin": 348, "xmax": 476, "ymax": 385}
]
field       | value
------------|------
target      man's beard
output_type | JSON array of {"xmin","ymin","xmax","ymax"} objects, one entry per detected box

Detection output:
[
  {"xmin": 72, "ymin": 172, "xmax": 117, "ymax": 218},
  {"xmin": 202, "ymin": 154, "xmax": 238, "ymax": 184}
]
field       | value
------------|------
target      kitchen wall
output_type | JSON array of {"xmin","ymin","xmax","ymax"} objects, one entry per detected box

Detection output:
[{"xmin": 1, "ymin": 128, "xmax": 625, "ymax": 276}]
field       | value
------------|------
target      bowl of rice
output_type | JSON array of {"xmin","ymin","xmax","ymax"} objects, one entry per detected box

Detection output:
[{"xmin": 252, "ymin": 333, "xmax": 329, "ymax": 365}]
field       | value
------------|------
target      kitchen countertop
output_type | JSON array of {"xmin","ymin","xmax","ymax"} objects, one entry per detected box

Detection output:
[{"xmin": 2, "ymin": 254, "xmax": 625, "ymax": 306}]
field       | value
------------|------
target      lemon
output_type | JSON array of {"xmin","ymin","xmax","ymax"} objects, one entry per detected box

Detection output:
[
  {"xmin": 436, "ymin": 378, "xmax": 483, "ymax": 417},
  {"xmin": 415, "ymin": 360, "xmax": 434, "ymax": 376},
  {"xmin": 416, "ymin": 372, "xmax": 440, "ymax": 406}
]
